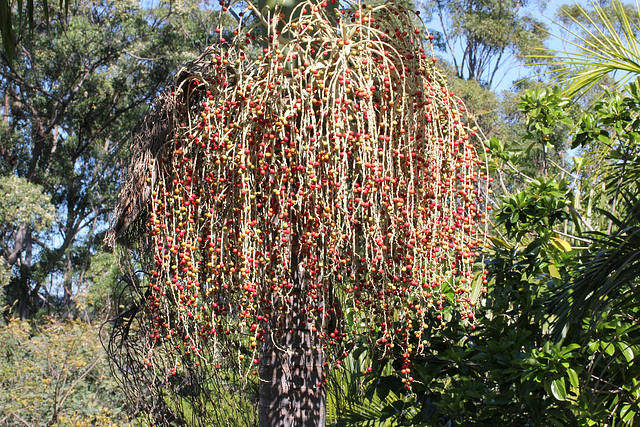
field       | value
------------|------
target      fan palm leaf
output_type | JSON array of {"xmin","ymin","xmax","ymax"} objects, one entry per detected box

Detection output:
[
  {"xmin": 551, "ymin": 191, "xmax": 640, "ymax": 340},
  {"xmin": 327, "ymin": 346, "xmax": 416, "ymax": 426},
  {"xmin": 533, "ymin": 0, "xmax": 640, "ymax": 97}
]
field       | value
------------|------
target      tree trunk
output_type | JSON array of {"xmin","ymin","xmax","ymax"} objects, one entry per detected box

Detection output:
[
  {"xmin": 259, "ymin": 246, "xmax": 325, "ymax": 426},
  {"xmin": 255, "ymin": 3, "xmax": 335, "ymax": 423}
]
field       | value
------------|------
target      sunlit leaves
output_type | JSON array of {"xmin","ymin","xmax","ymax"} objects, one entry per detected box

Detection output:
[{"xmin": 0, "ymin": 175, "xmax": 55, "ymax": 232}]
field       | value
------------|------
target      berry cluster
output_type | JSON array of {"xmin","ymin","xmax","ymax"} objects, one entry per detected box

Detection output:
[{"xmin": 142, "ymin": 0, "xmax": 488, "ymax": 382}]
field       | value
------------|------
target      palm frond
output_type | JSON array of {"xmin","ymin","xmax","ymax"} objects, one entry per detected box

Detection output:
[
  {"xmin": 531, "ymin": 1, "xmax": 640, "ymax": 97},
  {"xmin": 551, "ymin": 206, "xmax": 640, "ymax": 340},
  {"xmin": 327, "ymin": 347, "xmax": 411, "ymax": 427}
]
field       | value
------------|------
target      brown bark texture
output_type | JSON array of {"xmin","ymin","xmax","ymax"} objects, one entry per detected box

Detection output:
[{"xmin": 259, "ymin": 251, "xmax": 326, "ymax": 426}]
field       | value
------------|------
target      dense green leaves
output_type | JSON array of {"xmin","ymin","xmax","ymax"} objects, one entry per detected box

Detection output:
[
  {"xmin": 0, "ymin": 175, "xmax": 55, "ymax": 232},
  {"xmin": 519, "ymin": 87, "xmax": 573, "ymax": 143},
  {"xmin": 0, "ymin": 320, "xmax": 128, "ymax": 426},
  {"xmin": 497, "ymin": 178, "xmax": 570, "ymax": 240},
  {"xmin": 0, "ymin": 0, "xmax": 221, "ymax": 318}
]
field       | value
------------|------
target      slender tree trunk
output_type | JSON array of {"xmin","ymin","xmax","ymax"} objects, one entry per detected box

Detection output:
[
  {"xmin": 3, "ymin": 91, "xmax": 9, "ymax": 124},
  {"xmin": 62, "ymin": 252, "xmax": 74, "ymax": 316},
  {"xmin": 259, "ymin": 240, "xmax": 325, "ymax": 426},
  {"xmin": 7, "ymin": 224, "xmax": 26, "ymax": 265}
]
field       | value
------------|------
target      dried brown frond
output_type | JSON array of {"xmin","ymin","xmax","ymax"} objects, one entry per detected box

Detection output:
[{"xmin": 105, "ymin": 90, "xmax": 174, "ymax": 248}]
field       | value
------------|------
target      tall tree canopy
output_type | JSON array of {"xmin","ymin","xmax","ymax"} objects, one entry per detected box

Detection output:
[
  {"xmin": 0, "ymin": 0, "xmax": 221, "ymax": 318},
  {"xmin": 424, "ymin": 0, "xmax": 548, "ymax": 88}
]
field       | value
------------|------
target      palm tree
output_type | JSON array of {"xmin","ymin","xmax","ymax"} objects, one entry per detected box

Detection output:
[{"xmin": 105, "ymin": 1, "xmax": 486, "ymax": 426}]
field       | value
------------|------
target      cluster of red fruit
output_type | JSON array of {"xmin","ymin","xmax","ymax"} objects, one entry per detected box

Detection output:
[{"xmin": 142, "ymin": 0, "xmax": 488, "ymax": 379}]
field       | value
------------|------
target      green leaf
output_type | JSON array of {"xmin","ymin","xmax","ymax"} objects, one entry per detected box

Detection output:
[
  {"xmin": 551, "ymin": 377, "xmax": 567, "ymax": 401},
  {"xmin": 598, "ymin": 134, "xmax": 612, "ymax": 145},
  {"xmin": 616, "ymin": 342, "xmax": 634, "ymax": 362},
  {"xmin": 548, "ymin": 264, "xmax": 561, "ymax": 279},
  {"xmin": 469, "ymin": 268, "xmax": 484, "ymax": 305},
  {"xmin": 603, "ymin": 343, "xmax": 616, "ymax": 357},
  {"xmin": 488, "ymin": 235, "xmax": 512, "ymax": 249},
  {"xmin": 550, "ymin": 237, "xmax": 572, "ymax": 252},
  {"xmin": 621, "ymin": 403, "xmax": 636, "ymax": 424},
  {"xmin": 567, "ymin": 368, "xmax": 579, "ymax": 389},
  {"xmin": 560, "ymin": 343, "xmax": 582, "ymax": 354}
]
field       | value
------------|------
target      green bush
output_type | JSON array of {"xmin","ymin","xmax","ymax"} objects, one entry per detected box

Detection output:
[{"xmin": 0, "ymin": 319, "xmax": 129, "ymax": 426}]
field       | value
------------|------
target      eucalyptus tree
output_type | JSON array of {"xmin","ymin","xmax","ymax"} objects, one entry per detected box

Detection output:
[
  {"xmin": 0, "ymin": 0, "xmax": 220, "ymax": 318},
  {"xmin": 421, "ymin": 0, "xmax": 548, "ymax": 89}
]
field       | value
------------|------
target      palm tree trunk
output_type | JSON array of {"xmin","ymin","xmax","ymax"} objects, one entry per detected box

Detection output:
[
  {"xmin": 259, "ymin": 240, "xmax": 325, "ymax": 426},
  {"xmin": 255, "ymin": 2, "xmax": 336, "ymax": 423}
]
